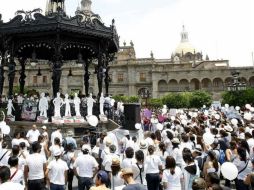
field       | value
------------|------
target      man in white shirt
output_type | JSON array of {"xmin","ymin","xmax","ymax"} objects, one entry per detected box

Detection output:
[
  {"xmin": 73, "ymin": 144, "xmax": 99, "ymax": 190},
  {"xmin": 51, "ymin": 127, "xmax": 63, "ymax": 146},
  {"xmin": 0, "ymin": 166, "xmax": 24, "ymax": 190},
  {"xmin": 24, "ymin": 141, "xmax": 47, "ymax": 190},
  {"xmin": 46, "ymin": 148, "xmax": 68, "ymax": 190},
  {"xmin": 26, "ymin": 124, "xmax": 40, "ymax": 144}
]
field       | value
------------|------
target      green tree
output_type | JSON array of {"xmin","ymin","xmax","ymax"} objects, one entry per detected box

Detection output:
[
  {"xmin": 189, "ymin": 90, "xmax": 212, "ymax": 108},
  {"xmin": 222, "ymin": 88, "xmax": 254, "ymax": 107},
  {"xmin": 148, "ymin": 98, "xmax": 163, "ymax": 108}
]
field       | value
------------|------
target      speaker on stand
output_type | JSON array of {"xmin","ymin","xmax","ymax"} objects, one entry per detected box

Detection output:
[{"xmin": 123, "ymin": 103, "xmax": 141, "ymax": 131}]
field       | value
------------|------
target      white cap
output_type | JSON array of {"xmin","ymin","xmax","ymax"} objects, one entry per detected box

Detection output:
[
  {"xmin": 53, "ymin": 148, "xmax": 62, "ymax": 156},
  {"xmin": 82, "ymin": 144, "xmax": 91, "ymax": 152},
  {"xmin": 42, "ymin": 126, "xmax": 47, "ymax": 130}
]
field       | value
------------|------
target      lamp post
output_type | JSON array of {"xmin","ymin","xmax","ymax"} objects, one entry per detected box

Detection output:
[
  {"xmin": 139, "ymin": 88, "xmax": 151, "ymax": 107},
  {"xmin": 227, "ymin": 71, "xmax": 247, "ymax": 92}
]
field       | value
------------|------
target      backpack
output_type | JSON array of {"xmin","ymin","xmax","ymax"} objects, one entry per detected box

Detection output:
[{"xmin": 216, "ymin": 149, "xmax": 226, "ymax": 165}]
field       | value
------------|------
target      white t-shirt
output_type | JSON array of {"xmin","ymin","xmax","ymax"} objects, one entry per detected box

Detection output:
[
  {"xmin": 145, "ymin": 154, "xmax": 162, "ymax": 173},
  {"xmin": 10, "ymin": 167, "xmax": 23, "ymax": 184},
  {"xmin": 102, "ymin": 153, "xmax": 120, "ymax": 172},
  {"xmin": 0, "ymin": 149, "xmax": 11, "ymax": 166},
  {"xmin": 26, "ymin": 129, "xmax": 40, "ymax": 143},
  {"xmin": 49, "ymin": 145, "xmax": 64, "ymax": 155},
  {"xmin": 73, "ymin": 154, "xmax": 98, "ymax": 177},
  {"xmin": 11, "ymin": 138, "xmax": 20, "ymax": 147},
  {"xmin": 25, "ymin": 153, "xmax": 46, "ymax": 180},
  {"xmin": 51, "ymin": 131, "xmax": 63, "ymax": 145},
  {"xmin": 162, "ymin": 167, "xmax": 182, "ymax": 190},
  {"xmin": 0, "ymin": 182, "xmax": 24, "ymax": 190},
  {"xmin": 121, "ymin": 158, "xmax": 136, "ymax": 169},
  {"xmin": 233, "ymin": 158, "xmax": 252, "ymax": 180},
  {"xmin": 19, "ymin": 138, "xmax": 30, "ymax": 148},
  {"xmin": 47, "ymin": 159, "xmax": 68, "ymax": 185}
]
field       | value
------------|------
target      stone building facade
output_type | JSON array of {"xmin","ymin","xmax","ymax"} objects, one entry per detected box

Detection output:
[{"xmin": 2, "ymin": 26, "xmax": 254, "ymax": 100}]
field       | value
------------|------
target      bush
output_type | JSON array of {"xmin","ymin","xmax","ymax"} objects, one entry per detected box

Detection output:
[
  {"xmin": 148, "ymin": 98, "xmax": 163, "ymax": 108},
  {"xmin": 189, "ymin": 90, "xmax": 212, "ymax": 108},
  {"xmin": 222, "ymin": 88, "xmax": 254, "ymax": 107},
  {"xmin": 162, "ymin": 93, "xmax": 190, "ymax": 109}
]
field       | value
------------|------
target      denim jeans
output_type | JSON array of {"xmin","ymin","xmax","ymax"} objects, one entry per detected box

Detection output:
[
  {"xmin": 78, "ymin": 176, "xmax": 93, "ymax": 190},
  {"xmin": 50, "ymin": 183, "xmax": 65, "ymax": 190},
  {"xmin": 28, "ymin": 178, "xmax": 46, "ymax": 190},
  {"xmin": 146, "ymin": 173, "xmax": 160, "ymax": 190},
  {"xmin": 67, "ymin": 169, "xmax": 74, "ymax": 190}
]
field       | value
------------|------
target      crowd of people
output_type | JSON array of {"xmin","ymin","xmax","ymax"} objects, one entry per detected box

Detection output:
[{"xmin": 0, "ymin": 104, "xmax": 254, "ymax": 190}]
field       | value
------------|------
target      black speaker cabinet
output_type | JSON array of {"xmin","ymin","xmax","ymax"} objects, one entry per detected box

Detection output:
[{"xmin": 123, "ymin": 103, "xmax": 141, "ymax": 130}]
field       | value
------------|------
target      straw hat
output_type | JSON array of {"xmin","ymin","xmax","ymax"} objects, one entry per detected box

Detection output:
[
  {"xmin": 139, "ymin": 140, "xmax": 148, "ymax": 149},
  {"xmin": 120, "ymin": 168, "xmax": 133, "ymax": 178}
]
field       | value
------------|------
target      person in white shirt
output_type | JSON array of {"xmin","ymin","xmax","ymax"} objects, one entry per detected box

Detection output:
[
  {"xmin": 121, "ymin": 147, "xmax": 136, "ymax": 169},
  {"xmin": 233, "ymin": 147, "xmax": 252, "ymax": 190},
  {"xmin": 51, "ymin": 127, "xmax": 63, "ymax": 146},
  {"xmin": 26, "ymin": 125, "xmax": 40, "ymax": 144},
  {"xmin": 0, "ymin": 141, "xmax": 10, "ymax": 167},
  {"xmin": 162, "ymin": 156, "xmax": 183, "ymax": 190},
  {"xmin": 46, "ymin": 148, "xmax": 68, "ymax": 190},
  {"xmin": 8, "ymin": 156, "xmax": 23, "ymax": 184},
  {"xmin": 145, "ymin": 145, "xmax": 163, "ymax": 190},
  {"xmin": 19, "ymin": 131, "xmax": 30, "ymax": 149},
  {"xmin": 62, "ymin": 143, "xmax": 76, "ymax": 190},
  {"xmin": 49, "ymin": 137, "xmax": 64, "ymax": 158},
  {"xmin": 11, "ymin": 132, "xmax": 20, "ymax": 148},
  {"xmin": 24, "ymin": 141, "xmax": 47, "ymax": 190},
  {"xmin": 102, "ymin": 145, "xmax": 119, "ymax": 172},
  {"xmin": 41, "ymin": 126, "xmax": 49, "ymax": 142},
  {"xmin": 73, "ymin": 144, "xmax": 99, "ymax": 190},
  {"xmin": 0, "ymin": 166, "xmax": 24, "ymax": 190}
]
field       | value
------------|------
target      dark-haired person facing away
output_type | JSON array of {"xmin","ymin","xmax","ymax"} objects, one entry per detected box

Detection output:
[
  {"xmin": 73, "ymin": 144, "xmax": 98, "ymax": 190},
  {"xmin": 162, "ymin": 156, "xmax": 183, "ymax": 190},
  {"xmin": 90, "ymin": 170, "xmax": 110, "ymax": 190},
  {"xmin": 233, "ymin": 147, "xmax": 252, "ymax": 190},
  {"xmin": 0, "ymin": 166, "xmax": 24, "ymax": 190},
  {"xmin": 24, "ymin": 141, "xmax": 47, "ymax": 190},
  {"xmin": 8, "ymin": 156, "xmax": 23, "ymax": 184}
]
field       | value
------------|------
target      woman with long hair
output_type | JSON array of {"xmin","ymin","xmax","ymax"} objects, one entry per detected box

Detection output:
[
  {"xmin": 145, "ymin": 145, "xmax": 162, "ymax": 190},
  {"xmin": 110, "ymin": 158, "xmax": 124, "ymax": 190},
  {"xmin": 233, "ymin": 147, "xmax": 252, "ymax": 190},
  {"xmin": 162, "ymin": 156, "xmax": 183, "ymax": 190},
  {"xmin": 203, "ymin": 151, "xmax": 220, "ymax": 179},
  {"xmin": 132, "ymin": 150, "xmax": 147, "ymax": 187}
]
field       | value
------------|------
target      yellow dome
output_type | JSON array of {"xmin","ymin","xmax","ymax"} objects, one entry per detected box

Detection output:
[{"xmin": 175, "ymin": 41, "xmax": 195, "ymax": 55}]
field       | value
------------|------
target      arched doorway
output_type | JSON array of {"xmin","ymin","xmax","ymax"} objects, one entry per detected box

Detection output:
[
  {"xmin": 190, "ymin": 78, "xmax": 200, "ymax": 91},
  {"xmin": 213, "ymin": 78, "xmax": 224, "ymax": 91},
  {"xmin": 201, "ymin": 78, "xmax": 212, "ymax": 90},
  {"xmin": 249, "ymin": 76, "xmax": 254, "ymax": 87},
  {"xmin": 168, "ymin": 79, "xmax": 178, "ymax": 92},
  {"xmin": 158, "ymin": 80, "xmax": 168, "ymax": 92},
  {"xmin": 179, "ymin": 79, "xmax": 189, "ymax": 91}
]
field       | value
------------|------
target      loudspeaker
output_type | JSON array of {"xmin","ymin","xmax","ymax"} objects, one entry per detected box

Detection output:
[{"xmin": 123, "ymin": 103, "xmax": 141, "ymax": 131}]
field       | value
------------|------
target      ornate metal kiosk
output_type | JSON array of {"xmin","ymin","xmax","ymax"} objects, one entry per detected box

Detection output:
[{"xmin": 0, "ymin": 0, "xmax": 119, "ymax": 97}]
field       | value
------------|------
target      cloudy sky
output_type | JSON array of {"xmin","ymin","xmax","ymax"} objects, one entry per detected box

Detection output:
[{"xmin": 0, "ymin": 0, "xmax": 253, "ymax": 66}]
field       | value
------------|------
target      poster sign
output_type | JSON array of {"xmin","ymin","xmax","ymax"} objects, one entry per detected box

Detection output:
[{"xmin": 21, "ymin": 100, "xmax": 38, "ymax": 121}]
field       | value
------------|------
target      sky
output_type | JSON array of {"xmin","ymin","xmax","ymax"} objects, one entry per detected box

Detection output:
[{"xmin": 0, "ymin": 0, "xmax": 253, "ymax": 66}]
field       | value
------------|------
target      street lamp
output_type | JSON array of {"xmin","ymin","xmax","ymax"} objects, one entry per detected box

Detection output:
[
  {"xmin": 227, "ymin": 71, "xmax": 247, "ymax": 91},
  {"xmin": 138, "ymin": 88, "xmax": 151, "ymax": 107}
]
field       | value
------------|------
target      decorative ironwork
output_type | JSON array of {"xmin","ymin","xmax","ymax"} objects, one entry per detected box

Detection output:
[{"xmin": 0, "ymin": 1, "xmax": 119, "ymax": 97}]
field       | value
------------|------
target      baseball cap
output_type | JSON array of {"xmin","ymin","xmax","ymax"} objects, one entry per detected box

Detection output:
[
  {"xmin": 97, "ymin": 170, "xmax": 109, "ymax": 184},
  {"xmin": 53, "ymin": 148, "xmax": 62, "ymax": 157},
  {"xmin": 42, "ymin": 126, "xmax": 47, "ymax": 130},
  {"xmin": 82, "ymin": 144, "xmax": 91, "ymax": 152}
]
